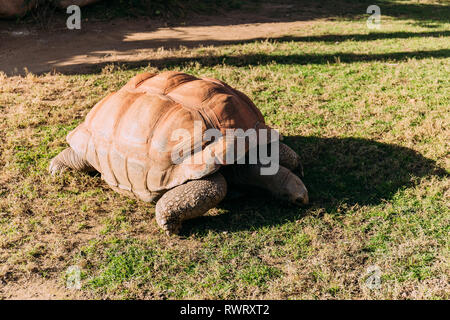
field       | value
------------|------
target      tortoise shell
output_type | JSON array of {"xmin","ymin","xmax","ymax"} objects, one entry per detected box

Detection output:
[{"xmin": 67, "ymin": 71, "xmax": 274, "ymax": 202}]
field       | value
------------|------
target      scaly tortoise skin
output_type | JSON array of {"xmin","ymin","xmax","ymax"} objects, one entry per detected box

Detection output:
[{"xmin": 49, "ymin": 71, "xmax": 308, "ymax": 235}]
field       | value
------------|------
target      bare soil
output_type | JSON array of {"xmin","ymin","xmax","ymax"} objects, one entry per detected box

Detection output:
[{"xmin": 0, "ymin": 3, "xmax": 315, "ymax": 76}]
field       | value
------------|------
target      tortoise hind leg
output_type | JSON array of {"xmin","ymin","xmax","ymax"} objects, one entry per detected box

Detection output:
[
  {"xmin": 155, "ymin": 172, "xmax": 227, "ymax": 235},
  {"xmin": 49, "ymin": 147, "xmax": 95, "ymax": 175}
]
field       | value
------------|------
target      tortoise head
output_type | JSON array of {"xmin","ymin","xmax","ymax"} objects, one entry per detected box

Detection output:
[
  {"xmin": 241, "ymin": 164, "xmax": 309, "ymax": 206},
  {"xmin": 280, "ymin": 170, "xmax": 309, "ymax": 205}
]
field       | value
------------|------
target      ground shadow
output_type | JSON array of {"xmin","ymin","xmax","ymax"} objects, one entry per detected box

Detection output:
[
  {"xmin": 23, "ymin": 44, "xmax": 445, "ymax": 77},
  {"xmin": 181, "ymin": 136, "xmax": 447, "ymax": 235},
  {"xmin": 272, "ymin": 30, "xmax": 450, "ymax": 43},
  {"xmin": 61, "ymin": 48, "xmax": 448, "ymax": 75},
  {"xmin": 47, "ymin": 0, "xmax": 450, "ymax": 26}
]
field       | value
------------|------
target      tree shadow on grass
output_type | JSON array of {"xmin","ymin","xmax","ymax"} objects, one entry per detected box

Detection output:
[
  {"xmin": 67, "ymin": 48, "xmax": 449, "ymax": 76},
  {"xmin": 181, "ymin": 136, "xmax": 447, "ymax": 236}
]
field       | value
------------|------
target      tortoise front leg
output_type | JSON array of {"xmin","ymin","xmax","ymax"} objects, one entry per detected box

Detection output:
[
  {"xmin": 49, "ymin": 147, "xmax": 95, "ymax": 175},
  {"xmin": 155, "ymin": 172, "xmax": 227, "ymax": 235},
  {"xmin": 279, "ymin": 143, "xmax": 303, "ymax": 176}
]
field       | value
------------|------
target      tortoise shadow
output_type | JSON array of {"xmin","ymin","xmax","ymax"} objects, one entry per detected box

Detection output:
[{"xmin": 180, "ymin": 136, "xmax": 447, "ymax": 236}]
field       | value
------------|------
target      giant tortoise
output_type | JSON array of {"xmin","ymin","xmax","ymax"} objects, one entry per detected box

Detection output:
[{"xmin": 49, "ymin": 71, "xmax": 308, "ymax": 234}]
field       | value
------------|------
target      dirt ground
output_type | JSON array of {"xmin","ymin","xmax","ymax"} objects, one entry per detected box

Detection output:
[{"xmin": 0, "ymin": 2, "xmax": 318, "ymax": 76}]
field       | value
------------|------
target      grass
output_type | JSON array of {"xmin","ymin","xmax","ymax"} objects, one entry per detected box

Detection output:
[{"xmin": 0, "ymin": 0, "xmax": 449, "ymax": 299}]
